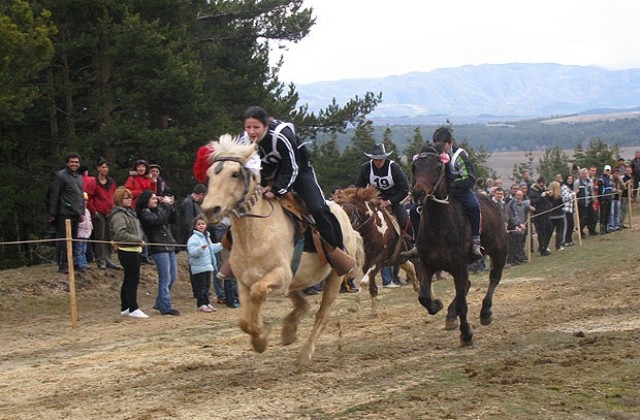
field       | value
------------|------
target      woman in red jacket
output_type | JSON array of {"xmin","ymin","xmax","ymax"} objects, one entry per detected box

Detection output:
[
  {"xmin": 124, "ymin": 159, "xmax": 156, "ymax": 207},
  {"xmin": 88, "ymin": 157, "xmax": 119, "ymax": 269}
]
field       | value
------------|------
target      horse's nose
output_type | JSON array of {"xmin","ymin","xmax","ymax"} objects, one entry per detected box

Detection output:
[{"xmin": 203, "ymin": 206, "xmax": 222, "ymax": 224}]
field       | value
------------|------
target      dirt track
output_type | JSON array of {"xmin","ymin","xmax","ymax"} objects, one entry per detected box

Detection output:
[{"xmin": 0, "ymin": 226, "xmax": 639, "ymax": 420}]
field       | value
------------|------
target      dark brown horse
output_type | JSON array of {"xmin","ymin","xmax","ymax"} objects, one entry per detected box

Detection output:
[
  {"xmin": 333, "ymin": 186, "xmax": 418, "ymax": 313},
  {"xmin": 411, "ymin": 142, "xmax": 508, "ymax": 345}
]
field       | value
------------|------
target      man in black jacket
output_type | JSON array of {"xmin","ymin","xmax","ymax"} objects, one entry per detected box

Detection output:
[{"xmin": 48, "ymin": 153, "xmax": 85, "ymax": 273}]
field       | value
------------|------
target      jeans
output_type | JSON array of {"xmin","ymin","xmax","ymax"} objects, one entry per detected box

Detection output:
[
  {"xmin": 74, "ymin": 240, "xmax": 88, "ymax": 268},
  {"xmin": 381, "ymin": 266, "xmax": 395, "ymax": 285},
  {"xmin": 608, "ymin": 200, "xmax": 620, "ymax": 229},
  {"xmin": 152, "ymin": 251, "xmax": 178, "ymax": 313}
]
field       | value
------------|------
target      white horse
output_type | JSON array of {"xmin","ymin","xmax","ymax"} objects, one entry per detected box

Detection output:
[{"xmin": 200, "ymin": 134, "xmax": 364, "ymax": 367}]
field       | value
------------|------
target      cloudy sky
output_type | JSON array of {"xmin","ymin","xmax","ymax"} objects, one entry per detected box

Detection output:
[{"xmin": 274, "ymin": 0, "xmax": 640, "ymax": 84}]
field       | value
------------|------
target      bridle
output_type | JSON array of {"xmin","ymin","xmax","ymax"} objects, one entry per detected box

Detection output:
[
  {"xmin": 412, "ymin": 149, "xmax": 449, "ymax": 204},
  {"xmin": 211, "ymin": 156, "xmax": 274, "ymax": 218}
]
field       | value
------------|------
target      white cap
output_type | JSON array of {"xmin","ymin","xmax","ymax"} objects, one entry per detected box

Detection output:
[{"xmin": 604, "ymin": 164, "xmax": 612, "ymax": 171}]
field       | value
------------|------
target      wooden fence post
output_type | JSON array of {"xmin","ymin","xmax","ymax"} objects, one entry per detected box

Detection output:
[{"xmin": 65, "ymin": 219, "xmax": 78, "ymax": 329}]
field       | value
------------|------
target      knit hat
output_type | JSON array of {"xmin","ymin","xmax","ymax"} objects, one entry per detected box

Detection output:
[{"xmin": 192, "ymin": 184, "xmax": 207, "ymax": 194}]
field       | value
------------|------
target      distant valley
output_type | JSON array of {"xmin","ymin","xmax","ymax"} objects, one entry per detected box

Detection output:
[{"xmin": 295, "ymin": 63, "xmax": 640, "ymax": 125}]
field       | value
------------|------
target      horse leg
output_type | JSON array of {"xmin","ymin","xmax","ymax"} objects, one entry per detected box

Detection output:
[
  {"xmin": 399, "ymin": 260, "xmax": 419, "ymax": 292},
  {"xmin": 297, "ymin": 272, "xmax": 342, "ymax": 368},
  {"xmin": 242, "ymin": 269, "xmax": 287, "ymax": 353},
  {"xmin": 416, "ymin": 262, "xmax": 442, "ymax": 315},
  {"xmin": 445, "ymin": 298, "xmax": 459, "ymax": 330},
  {"xmin": 452, "ymin": 271, "xmax": 473, "ymax": 345},
  {"xmin": 360, "ymin": 266, "xmax": 379, "ymax": 315},
  {"xmin": 480, "ymin": 261, "xmax": 504, "ymax": 326},
  {"xmin": 282, "ymin": 289, "xmax": 311, "ymax": 346}
]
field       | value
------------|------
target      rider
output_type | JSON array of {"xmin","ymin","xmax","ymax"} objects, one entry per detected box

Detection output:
[
  {"xmin": 354, "ymin": 143, "xmax": 410, "ymax": 232},
  {"xmin": 241, "ymin": 106, "xmax": 356, "ymax": 275},
  {"xmin": 402, "ymin": 126, "xmax": 483, "ymax": 259}
]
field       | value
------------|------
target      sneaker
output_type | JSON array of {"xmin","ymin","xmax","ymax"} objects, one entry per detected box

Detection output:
[
  {"xmin": 216, "ymin": 298, "xmax": 226, "ymax": 305},
  {"xmin": 161, "ymin": 309, "xmax": 180, "ymax": 316},
  {"xmin": 557, "ymin": 246, "xmax": 565, "ymax": 251},
  {"xmin": 207, "ymin": 304, "xmax": 216, "ymax": 311},
  {"xmin": 120, "ymin": 309, "xmax": 129, "ymax": 316},
  {"xmin": 97, "ymin": 261, "xmax": 107, "ymax": 269},
  {"xmin": 128, "ymin": 309, "xmax": 149, "ymax": 318},
  {"xmin": 383, "ymin": 282, "xmax": 400, "ymax": 288},
  {"xmin": 198, "ymin": 305, "xmax": 213, "ymax": 313}
]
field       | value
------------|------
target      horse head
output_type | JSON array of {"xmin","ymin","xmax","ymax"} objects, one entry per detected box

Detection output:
[
  {"xmin": 412, "ymin": 142, "xmax": 449, "ymax": 204},
  {"xmin": 200, "ymin": 134, "xmax": 262, "ymax": 224}
]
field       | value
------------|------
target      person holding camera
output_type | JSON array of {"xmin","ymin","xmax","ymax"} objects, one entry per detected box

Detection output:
[
  {"xmin": 529, "ymin": 176, "xmax": 553, "ymax": 256},
  {"xmin": 136, "ymin": 190, "xmax": 181, "ymax": 316}
]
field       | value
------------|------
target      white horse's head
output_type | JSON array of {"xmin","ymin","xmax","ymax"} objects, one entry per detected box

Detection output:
[{"xmin": 200, "ymin": 134, "xmax": 261, "ymax": 224}]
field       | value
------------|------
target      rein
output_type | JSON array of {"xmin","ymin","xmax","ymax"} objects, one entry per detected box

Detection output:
[{"xmin": 413, "ymin": 150, "xmax": 449, "ymax": 204}]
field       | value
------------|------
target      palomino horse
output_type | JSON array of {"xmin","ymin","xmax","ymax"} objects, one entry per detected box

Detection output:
[
  {"xmin": 200, "ymin": 134, "xmax": 364, "ymax": 367},
  {"xmin": 333, "ymin": 186, "xmax": 419, "ymax": 313},
  {"xmin": 411, "ymin": 142, "xmax": 508, "ymax": 345}
]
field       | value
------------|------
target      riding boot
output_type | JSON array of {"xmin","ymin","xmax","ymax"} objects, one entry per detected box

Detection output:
[
  {"xmin": 326, "ymin": 247, "xmax": 357, "ymax": 276},
  {"xmin": 470, "ymin": 236, "xmax": 483, "ymax": 259},
  {"xmin": 400, "ymin": 246, "xmax": 419, "ymax": 260}
]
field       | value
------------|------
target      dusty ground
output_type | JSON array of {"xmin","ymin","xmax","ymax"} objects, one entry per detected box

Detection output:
[{"xmin": 0, "ymin": 222, "xmax": 639, "ymax": 419}]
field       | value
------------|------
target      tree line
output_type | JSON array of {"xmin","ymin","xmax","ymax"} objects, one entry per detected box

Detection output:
[{"xmin": 0, "ymin": 1, "xmax": 627, "ymax": 268}]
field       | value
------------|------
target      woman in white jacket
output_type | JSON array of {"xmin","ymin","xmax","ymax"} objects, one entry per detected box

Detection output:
[{"xmin": 187, "ymin": 215, "xmax": 223, "ymax": 313}]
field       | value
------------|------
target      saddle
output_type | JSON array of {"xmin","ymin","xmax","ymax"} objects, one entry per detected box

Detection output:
[{"xmin": 279, "ymin": 192, "xmax": 328, "ymax": 266}]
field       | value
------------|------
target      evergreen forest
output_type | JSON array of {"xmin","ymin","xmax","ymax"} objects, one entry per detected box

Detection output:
[{"xmin": 0, "ymin": 0, "xmax": 635, "ymax": 267}]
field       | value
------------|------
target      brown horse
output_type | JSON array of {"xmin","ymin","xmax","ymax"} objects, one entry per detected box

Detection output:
[
  {"xmin": 200, "ymin": 135, "xmax": 364, "ymax": 367},
  {"xmin": 411, "ymin": 142, "xmax": 508, "ymax": 345},
  {"xmin": 333, "ymin": 186, "xmax": 419, "ymax": 313}
]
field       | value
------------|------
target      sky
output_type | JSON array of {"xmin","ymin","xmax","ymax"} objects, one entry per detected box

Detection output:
[{"xmin": 274, "ymin": 0, "xmax": 640, "ymax": 84}]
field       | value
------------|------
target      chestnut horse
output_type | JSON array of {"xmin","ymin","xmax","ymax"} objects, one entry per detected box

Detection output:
[
  {"xmin": 411, "ymin": 142, "xmax": 508, "ymax": 345},
  {"xmin": 333, "ymin": 186, "xmax": 419, "ymax": 313},
  {"xmin": 200, "ymin": 135, "xmax": 364, "ymax": 367}
]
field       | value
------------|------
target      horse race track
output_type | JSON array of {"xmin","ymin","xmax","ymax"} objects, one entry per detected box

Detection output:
[{"xmin": 1, "ymin": 224, "xmax": 639, "ymax": 419}]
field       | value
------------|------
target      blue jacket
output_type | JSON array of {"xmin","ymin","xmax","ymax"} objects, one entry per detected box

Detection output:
[{"xmin": 187, "ymin": 230, "xmax": 223, "ymax": 275}]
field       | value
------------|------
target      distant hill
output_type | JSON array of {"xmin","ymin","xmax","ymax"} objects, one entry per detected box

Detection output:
[{"xmin": 295, "ymin": 63, "xmax": 640, "ymax": 124}]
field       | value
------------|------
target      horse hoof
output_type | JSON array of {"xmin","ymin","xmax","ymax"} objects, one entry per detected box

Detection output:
[
  {"xmin": 445, "ymin": 318, "xmax": 459, "ymax": 330},
  {"xmin": 251, "ymin": 324, "xmax": 272, "ymax": 353},
  {"xmin": 480, "ymin": 316, "xmax": 493, "ymax": 326},
  {"xmin": 460, "ymin": 331, "xmax": 474, "ymax": 347},
  {"xmin": 281, "ymin": 327, "xmax": 297, "ymax": 346}
]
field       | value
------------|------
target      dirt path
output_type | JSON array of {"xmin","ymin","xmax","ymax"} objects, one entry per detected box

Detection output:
[{"xmin": 0, "ymin": 227, "xmax": 639, "ymax": 419}]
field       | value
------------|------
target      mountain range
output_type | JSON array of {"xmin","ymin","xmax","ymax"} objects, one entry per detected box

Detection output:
[{"xmin": 294, "ymin": 63, "xmax": 640, "ymax": 125}]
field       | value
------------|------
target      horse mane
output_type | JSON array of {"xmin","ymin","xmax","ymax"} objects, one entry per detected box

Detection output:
[
  {"xmin": 419, "ymin": 141, "xmax": 443, "ymax": 154},
  {"xmin": 211, "ymin": 133, "xmax": 257, "ymax": 163},
  {"xmin": 333, "ymin": 185, "xmax": 381, "ymax": 206}
]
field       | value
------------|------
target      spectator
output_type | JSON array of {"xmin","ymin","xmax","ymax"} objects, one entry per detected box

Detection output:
[
  {"xmin": 529, "ymin": 176, "xmax": 553, "ymax": 256},
  {"xmin": 109, "ymin": 187, "xmax": 148, "ymax": 318},
  {"xmin": 187, "ymin": 215, "xmax": 223, "ymax": 313},
  {"xmin": 491, "ymin": 187, "xmax": 509, "ymax": 228},
  {"xmin": 88, "ymin": 157, "xmax": 119, "ymax": 269},
  {"xmin": 507, "ymin": 189, "xmax": 528, "ymax": 265},
  {"xmin": 180, "ymin": 184, "xmax": 206, "ymax": 244},
  {"xmin": 597, "ymin": 165, "xmax": 613, "ymax": 234},
  {"xmin": 620, "ymin": 165, "xmax": 633, "ymax": 227},
  {"xmin": 75, "ymin": 192, "xmax": 93, "ymax": 270},
  {"xmin": 520, "ymin": 170, "xmax": 533, "ymax": 190},
  {"xmin": 588, "ymin": 165, "xmax": 600, "ymax": 233},
  {"xmin": 149, "ymin": 163, "xmax": 169, "ymax": 197},
  {"xmin": 561, "ymin": 174, "xmax": 576, "ymax": 246},
  {"xmin": 124, "ymin": 159, "xmax": 154, "ymax": 207},
  {"xmin": 574, "ymin": 168, "xmax": 597, "ymax": 236},
  {"xmin": 137, "ymin": 190, "xmax": 180, "ymax": 316},
  {"xmin": 79, "ymin": 164, "xmax": 96, "ymax": 263},
  {"xmin": 213, "ymin": 217, "xmax": 240, "ymax": 308},
  {"xmin": 547, "ymin": 181, "xmax": 566, "ymax": 251},
  {"xmin": 608, "ymin": 170, "xmax": 625, "ymax": 231},
  {"xmin": 631, "ymin": 151, "xmax": 640, "ymax": 200},
  {"xmin": 48, "ymin": 153, "xmax": 85, "ymax": 274}
]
